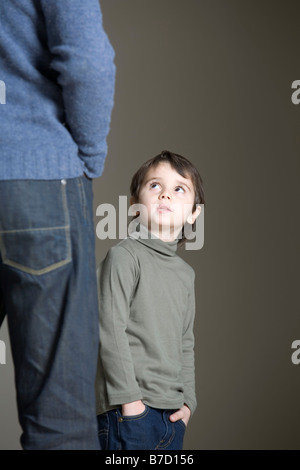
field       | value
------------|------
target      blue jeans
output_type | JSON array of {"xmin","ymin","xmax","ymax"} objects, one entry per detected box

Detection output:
[
  {"xmin": 0, "ymin": 177, "xmax": 100, "ymax": 450},
  {"xmin": 97, "ymin": 405, "xmax": 186, "ymax": 450}
]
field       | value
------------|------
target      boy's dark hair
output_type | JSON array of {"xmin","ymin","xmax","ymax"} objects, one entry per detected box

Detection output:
[{"xmin": 130, "ymin": 150, "xmax": 205, "ymax": 246}]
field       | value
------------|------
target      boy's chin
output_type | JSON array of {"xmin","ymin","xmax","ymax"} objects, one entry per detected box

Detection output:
[
  {"xmin": 150, "ymin": 223, "xmax": 182, "ymax": 238},
  {"xmin": 139, "ymin": 217, "xmax": 183, "ymax": 237}
]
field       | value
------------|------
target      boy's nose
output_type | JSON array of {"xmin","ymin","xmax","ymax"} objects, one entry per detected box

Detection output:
[{"xmin": 160, "ymin": 191, "xmax": 172, "ymax": 200}]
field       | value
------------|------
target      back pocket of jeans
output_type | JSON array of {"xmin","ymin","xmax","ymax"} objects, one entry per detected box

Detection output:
[{"xmin": 0, "ymin": 180, "xmax": 71, "ymax": 275}]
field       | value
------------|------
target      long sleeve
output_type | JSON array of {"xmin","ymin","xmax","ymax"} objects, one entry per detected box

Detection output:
[
  {"xmin": 181, "ymin": 276, "xmax": 197, "ymax": 415},
  {"xmin": 40, "ymin": 0, "xmax": 116, "ymax": 177},
  {"xmin": 97, "ymin": 246, "xmax": 143, "ymax": 406}
]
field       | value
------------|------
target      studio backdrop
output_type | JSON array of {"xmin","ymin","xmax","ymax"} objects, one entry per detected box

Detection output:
[{"xmin": 0, "ymin": 0, "xmax": 299, "ymax": 450}]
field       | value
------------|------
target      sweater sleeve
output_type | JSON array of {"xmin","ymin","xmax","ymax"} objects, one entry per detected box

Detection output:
[
  {"xmin": 182, "ymin": 273, "xmax": 197, "ymax": 415},
  {"xmin": 40, "ymin": 0, "xmax": 116, "ymax": 178},
  {"xmin": 97, "ymin": 246, "xmax": 143, "ymax": 406}
]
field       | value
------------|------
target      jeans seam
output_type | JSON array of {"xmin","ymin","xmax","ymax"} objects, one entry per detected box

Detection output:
[
  {"xmin": 61, "ymin": 180, "xmax": 72, "ymax": 264},
  {"xmin": 0, "ymin": 257, "xmax": 71, "ymax": 276},
  {"xmin": 0, "ymin": 226, "xmax": 68, "ymax": 234},
  {"xmin": 77, "ymin": 177, "xmax": 87, "ymax": 222},
  {"xmin": 107, "ymin": 413, "xmax": 110, "ymax": 450},
  {"xmin": 98, "ymin": 413, "xmax": 109, "ymax": 450},
  {"xmin": 155, "ymin": 411, "xmax": 175, "ymax": 450},
  {"xmin": 116, "ymin": 411, "xmax": 122, "ymax": 451},
  {"xmin": 177, "ymin": 419, "xmax": 186, "ymax": 429}
]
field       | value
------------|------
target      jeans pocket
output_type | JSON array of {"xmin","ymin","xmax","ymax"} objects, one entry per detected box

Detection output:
[
  {"xmin": 0, "ymin": 180, "xmax": 71, "ymax": 275},
  {"xmin": 119, "ymin": 405, "xmax": 158, "ymax": 450},
  {"xmin": 121, "ymin": 404, "xmax": 149, "ymax": 421},
  {"xmin": 178, "ymin": 419, "xmax": 187, "ymax": 430},
  {"xmin": 119, "ymin": 406, "xmax": 173, "ymax": 451},
  {"xmin": 155, "ymin": 411, "xmax": 186, "ymax": 450}
]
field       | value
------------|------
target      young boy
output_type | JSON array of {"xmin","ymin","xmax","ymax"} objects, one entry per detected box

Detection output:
[{"xmin": 95, "ymin": 150, "xmax": 205, "ymax": 450}]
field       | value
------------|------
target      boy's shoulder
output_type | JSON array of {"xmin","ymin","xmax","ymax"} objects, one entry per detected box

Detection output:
[
  {"xmin": 97, "ymin": 238, "xmax": 140, "ymax": 282},
  {"xmin": 176, "ymin": 255, "xmax": 196, "ymax": 281},
  {"xmin": 110, "ymin": 236, "xmax": 140, "ymax": 257},
  {"xmin": 99, "ymin": 237, "xmax": 140, "ymax": 267},
  {"xmin": 99, "ymin": 237, "xmax": 195, "ymax": 281}
]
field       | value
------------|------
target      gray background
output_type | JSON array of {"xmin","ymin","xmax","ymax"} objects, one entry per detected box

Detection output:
[{"xmin": 0, "ymin": 0, "xmax": 300, "ymax": 450}]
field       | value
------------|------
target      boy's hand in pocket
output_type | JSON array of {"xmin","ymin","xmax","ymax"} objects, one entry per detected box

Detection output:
[
  {"xmin": 169, "ymin": 404, "xmax": 191, "ymax": 426},
  {"xmin": 122, "ymin": 400, "xmax": 145, "ymax": 416}
]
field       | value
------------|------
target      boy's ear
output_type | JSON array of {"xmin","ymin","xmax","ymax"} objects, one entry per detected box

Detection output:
[{"xmin": 187, "ymin": 205, "xmax": 201, "ymax": 225}]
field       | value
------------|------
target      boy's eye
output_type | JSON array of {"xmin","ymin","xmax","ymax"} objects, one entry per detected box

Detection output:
[
  {"xmin": 175, "ymin": 186, "xmax": 185, "ymax": 193},
  {"xmin": 150, "ymin": 182, "xmax": 160, "ymax": 189}
]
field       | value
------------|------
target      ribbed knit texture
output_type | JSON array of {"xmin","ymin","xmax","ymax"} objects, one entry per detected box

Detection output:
[{"xmin": 0, "ymin": 0, "xmax": 116, "ymax": 180}]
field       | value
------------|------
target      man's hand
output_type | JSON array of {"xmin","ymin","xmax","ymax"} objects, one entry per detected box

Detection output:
[
  {"xmin": 169, "ymin": 404, "xmax": 191, "ymax": 427},
  {"xmin": 121, "ymin": 400, "xmax": 145, "ymax": 417},
  {"xmin": 84, "ymin": 172, "xmax": 92, "ymax": 181}
]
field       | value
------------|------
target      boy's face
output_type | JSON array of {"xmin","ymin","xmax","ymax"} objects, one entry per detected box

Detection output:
[{"xmin": 131, "ymin": 162, "xmax": 200, "ymax": 241}]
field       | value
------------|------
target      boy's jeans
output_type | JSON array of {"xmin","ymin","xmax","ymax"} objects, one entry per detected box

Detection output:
[
  {"xmin": 0, "ymin": 176, "xmax": 100, "ymax": 450},
  {"xmin": 97, "ymin": 405, "xmax": 186, "ymax": 450}
]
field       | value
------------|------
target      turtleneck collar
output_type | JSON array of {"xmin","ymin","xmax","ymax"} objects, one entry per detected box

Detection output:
[{"xmin": 129, "ymin": 223, "xmax": 178, "ymax": 257}]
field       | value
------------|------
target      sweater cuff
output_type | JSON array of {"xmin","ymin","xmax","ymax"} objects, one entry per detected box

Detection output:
[
  {"xmin": 78, "ymin": 151, "xmax": 106, "ymax": 178},
  {"xmin": 184, "ymin": 398, "xmax": 197, "ymax": 416},
  {"xmin": 108, "ymin": 391, "xmax": 144, "ymax": 407}
]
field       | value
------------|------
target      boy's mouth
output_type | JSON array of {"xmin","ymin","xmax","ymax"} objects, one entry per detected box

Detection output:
[{"xmin": 157, "ymin": 204, "xmax": 173, "ymax": 212}]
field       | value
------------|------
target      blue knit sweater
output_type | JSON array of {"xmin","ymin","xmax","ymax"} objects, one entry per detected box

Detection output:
[{"xmin": 0, "ymin": 0, "xmax": 116, "ymax": 180}]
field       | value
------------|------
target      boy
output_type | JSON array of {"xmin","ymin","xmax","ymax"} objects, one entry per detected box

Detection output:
[{"xmin": 96, "ymin": 150, "xmax": 205, "ymax": 450}]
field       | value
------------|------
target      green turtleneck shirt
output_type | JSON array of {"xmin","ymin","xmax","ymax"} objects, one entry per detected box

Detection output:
[{"xmin": 95, "ymin": 227, "xmax": 197, "ymax": 415}]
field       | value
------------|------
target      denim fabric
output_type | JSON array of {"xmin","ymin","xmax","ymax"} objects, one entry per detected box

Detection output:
[
  {"xmin": 0, "ymin": 176, "xmax": 100, "ymax": 450},
  {"xmin": 97, "ymin": 405, "xmax": 186, "ymax": 450},
  {"xmin": 0, "ymin": 294, "xmax": 4, "ymax": 328}
]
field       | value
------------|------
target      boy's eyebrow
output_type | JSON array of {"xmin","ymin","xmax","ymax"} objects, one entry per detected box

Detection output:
[
  {"xmin": 144, "ymin": 176, "xmax": 192, "ymax": 191},
  {"xmin": 175, "ymin": 180, "xmax": 192, "ymax": 191}
]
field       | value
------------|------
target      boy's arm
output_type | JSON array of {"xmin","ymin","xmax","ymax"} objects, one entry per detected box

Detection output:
[
  {"xmin": 97, "ymin": 246, "xmax": 143, "ymax": 407},
  {"xmin": 181, "ymin": 277, "xmax": 197, "ymax": 416},
  {"xmin": 40, "ymin": 0, "xmax": 116, "ymax": 178}
]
